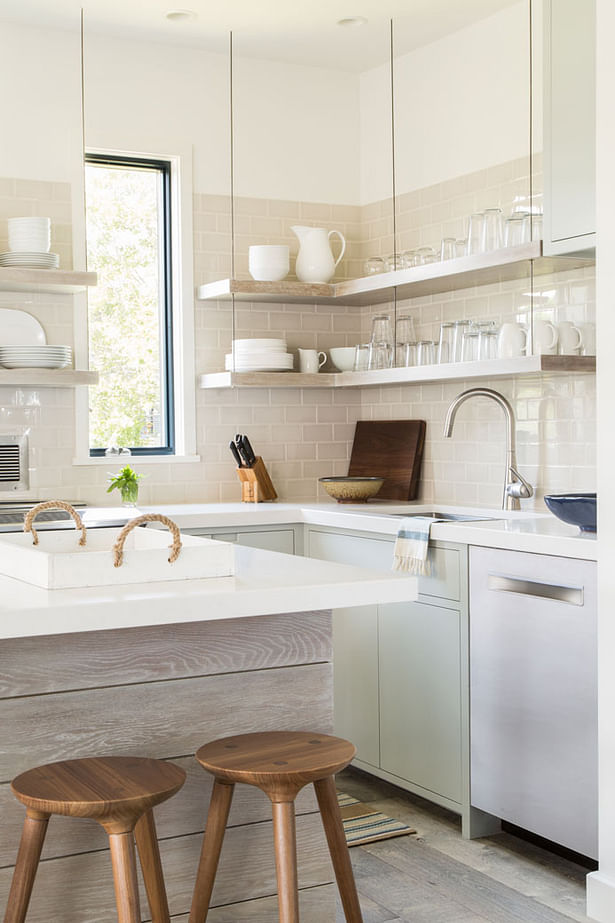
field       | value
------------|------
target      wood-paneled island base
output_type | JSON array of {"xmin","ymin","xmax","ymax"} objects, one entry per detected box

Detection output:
[
  {"xmin": 0, "ymin": 542, "xmax": 417, "ymax": 920},
  {"xmin": 0, "ymin": 612, "xmax": 336, "ymax": 921}
]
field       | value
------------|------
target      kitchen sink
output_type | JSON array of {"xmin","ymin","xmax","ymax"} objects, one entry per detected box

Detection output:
[{"xmin": 389, "ymin": 511, "xmax": 498, "ymax": 522}]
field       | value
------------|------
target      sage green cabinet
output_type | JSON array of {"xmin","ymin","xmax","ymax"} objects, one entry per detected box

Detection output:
[
  {"xmin": 183, "ymin": 525, "xmax": 298, "ymax": 554},
  {"xmin": 305, "ymin": 525, "xmax": 468, "ymax": 819}
]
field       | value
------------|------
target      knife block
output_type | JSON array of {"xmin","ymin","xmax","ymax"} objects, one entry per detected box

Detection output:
[{"xmin": 237, "ymin": 456, "xmax": 278, "ymax": 503}]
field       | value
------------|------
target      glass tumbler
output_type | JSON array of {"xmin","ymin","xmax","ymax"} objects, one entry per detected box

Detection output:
[
  {"xmin": 481, "ymin": 208, "xmax": 504, "ymax": 251},
  {"xmin": 396, "ymin": 315, "xmax": 416, "ymax": 345},
  {"xmin": 363, "ymin": 257, "xmax": 385, "ymax": 275},
  {"xmin": 415, "ymin": 246, "xmax": 437, "ymax": 265},
  {"xmin": 353, "ymin": 343, "xmax": 370, "ymax": 371},
  {"xmin": 504, "ymin": 213, "xmax": 530, "ymax": 247},
  {"xmin": 461, "ymin": 330, "xmax": 479, "ymax": 362},
  {"xmin": 401, "ymin": 249, "xmax": 417, "ymax": 268},
  {"xmin": 440, "ymin": 238, "xmax": 456, "ymax": 260},
  {"xmin": 477, "ymin": 329, "xmax": 498, "ymax": 360},
  {"xmin": 370, "ymin": 314, "xmax": 393, "ymax": 346},
  {"xmin": 437, "ymin": 322, "xmax": 455, "ymax": 363},
  {"xmin": 397, "ymin": 342, "xmax": 417, "ymax": 367},
  {"xmin": 385, "ymin": 253, "xmax": 403, "ymax": 272},
  {"xmin": 416, "ymin": 340, "xmax": 435, "ymax": 365},
  {"xmin": 451, "ymin": 319, "xmax": 473, "ymax": 363},
  {"xmin": 455, "ymin": 239, "xmax": 467, "ymax": 257},
  {"xmin": 466, "ymin": 213, "xmax": 485, "ymax": 255},
  {"xmin": 368, "ymin": 342, "xmax": 393, "ymax": 370}
]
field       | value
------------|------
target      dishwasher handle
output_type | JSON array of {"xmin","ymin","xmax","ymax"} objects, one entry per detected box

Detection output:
[{"xmin": 487, "ymin": 573, "xmax": 584, "ymax": 606}]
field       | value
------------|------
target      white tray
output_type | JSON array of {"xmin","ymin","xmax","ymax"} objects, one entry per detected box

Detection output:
[{"xmin": 0, "ymin": 527, "xmax": 235, "ymax": 589}]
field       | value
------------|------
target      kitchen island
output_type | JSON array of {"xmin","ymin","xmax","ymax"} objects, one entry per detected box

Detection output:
[{"xmin": 0, "ymin": 543, "xmax": 416, "ymax": 922}]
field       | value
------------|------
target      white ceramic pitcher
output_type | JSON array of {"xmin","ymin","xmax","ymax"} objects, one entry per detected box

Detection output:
[{"xmin": 291, "ymin": 225, "xmax": 346, "ymax": 283}]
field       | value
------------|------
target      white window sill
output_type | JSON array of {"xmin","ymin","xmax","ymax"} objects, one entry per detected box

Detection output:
[{"xmin": 72, "ymin": 455, "xmax": 201, "ymax": 466}]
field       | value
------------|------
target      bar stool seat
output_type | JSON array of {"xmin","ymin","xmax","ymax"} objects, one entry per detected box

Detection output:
[
  {"xmin": 189, "ymin": 731, "xmax": 363, "ymax": 923},
  {"xmin": 5, "ymin": 755, "xmax": 186, "ymax": 923}
]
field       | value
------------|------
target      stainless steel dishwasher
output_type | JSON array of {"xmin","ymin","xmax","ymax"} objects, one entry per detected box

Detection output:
[{"xmin": 469, "ymin": 546, "xmax": 597, "ymax": 858}]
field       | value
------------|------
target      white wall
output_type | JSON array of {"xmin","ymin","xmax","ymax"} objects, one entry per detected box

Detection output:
[
  {"xmin": 360, "ymin": 1, "xmax": 535, "ymax": 203},
  {"xmin": 586, "ymin": 0, "xmax": 615, "ymax": 917},
  {"xmin": 0, "ymin": 22, "xmax": 82, "ymax": 184},
  {"xmin": 84, "ymin": 33, "xmax": 360, "ymax": 204}
]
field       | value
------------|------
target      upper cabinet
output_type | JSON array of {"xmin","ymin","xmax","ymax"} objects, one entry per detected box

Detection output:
[{"xmin": 543, "ymin": 0, "xmax": 596, "ymax": 256}]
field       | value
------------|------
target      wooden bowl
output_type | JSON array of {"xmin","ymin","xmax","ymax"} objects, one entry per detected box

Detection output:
[{"xmin": 319, "ymin": 476, "xmax": 384, "ymax": 503}]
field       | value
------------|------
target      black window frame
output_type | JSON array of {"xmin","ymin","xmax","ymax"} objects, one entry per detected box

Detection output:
[{"xmin": 85, "ymin": 152, "xmax": 175, "ymax": 457}]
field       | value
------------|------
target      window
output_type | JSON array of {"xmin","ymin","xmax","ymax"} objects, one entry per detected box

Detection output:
[{"xmin": 85, "ymin": 153, "xmax": 174, "ymax": 455}]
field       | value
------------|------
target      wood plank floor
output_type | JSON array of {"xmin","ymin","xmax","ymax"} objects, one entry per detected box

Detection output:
[{"xmin": 336, "ymin": 768, "xmax": 591, "ymax": 923}]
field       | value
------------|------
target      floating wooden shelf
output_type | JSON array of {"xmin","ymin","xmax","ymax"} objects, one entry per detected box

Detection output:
[
  {"xmin": 196, "ymin": 242, "xmax": 594, "ymax": 308},
  {"xmin": 0, "ymin": 369, "xmax": 99, "ymax": 388},
  {"xmin": 0, "ymin": 267, "xmax": 97, "ymax": 294},
  {"xmin": 199, "ymin": 355, "xmax": 595, "ymax": 391}
]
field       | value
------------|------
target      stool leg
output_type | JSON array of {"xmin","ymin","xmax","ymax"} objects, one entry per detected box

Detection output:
[
  {"xmin": 4, "ymin": 809, "xmax": 50, "ymax": 923},
  {"xmin": 135, "ymin": 809, "xmax": 170, "ymax": 923},
  {"xmin": 108, "ymin": 831, "xmax": 142, "ymax": 923},
  {"xmin": 314, "ymin": 776, "xmax": 363, "ymax": 923},
  {"xmin": 189, "ymin": 779, "xmax": 235, "ymax": 923},
  {"xmin": 271, "ymin": 801, "xmax": 299, "ymax": 923}
]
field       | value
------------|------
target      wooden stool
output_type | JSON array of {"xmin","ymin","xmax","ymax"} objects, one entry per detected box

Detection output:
[
  {"xmin": 189, "ymin": 731, "xmax": 363, "ymax": 923},
  {"xmin": 4, "ymin": 755, "xmax": 186, "ymax": 923}
]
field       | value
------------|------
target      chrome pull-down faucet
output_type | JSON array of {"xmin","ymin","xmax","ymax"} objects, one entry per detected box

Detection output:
[{"xmin": 443, "ymin": 387, "xmax": 533, "ymax": 511}]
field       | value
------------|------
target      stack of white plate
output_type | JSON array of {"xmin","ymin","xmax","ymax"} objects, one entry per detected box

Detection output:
[
  {"xmin": 0, "ymin": 252, "xmax": 60, "ymax": 269},
  {"xmin": 225, "ymin": 338, "xmax": 294, "ymax": 372},
  {"xmin": 0, "ymin": 345, "xmax": 72, "ymax": 369}
]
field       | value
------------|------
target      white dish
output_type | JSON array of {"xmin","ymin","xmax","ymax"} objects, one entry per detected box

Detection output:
[
  {"xmin": 225, "ymin": 352, "xmax": 293, "ymax": 372},
  {"xmin": 329, "ymin": 347, "xmax": 357, "ymax": 371},
  {"xmin": 0, "ymin": 359, "xmax": 71, "ymax": 369},
  {"xmin": 0, "ymin": 309, "xmax": 46, "ymax": 346},
  {"xmin": 232, "ymin": 338, "xmax": 287, "ymax": 352}
]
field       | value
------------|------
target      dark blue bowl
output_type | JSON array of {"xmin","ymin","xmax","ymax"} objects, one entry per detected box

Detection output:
[{"xmin": 544, "ymin": 493, "xmax": 597, "ymax": 533}]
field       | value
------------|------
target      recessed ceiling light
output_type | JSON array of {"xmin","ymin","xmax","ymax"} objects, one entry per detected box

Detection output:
[
  {"xmin": 336, "ymin": 16, "xmax": 368, "ymax": 27},
  {"xmin": 165, "ymin": 9, "xmax": 197, "ymax": 22}
]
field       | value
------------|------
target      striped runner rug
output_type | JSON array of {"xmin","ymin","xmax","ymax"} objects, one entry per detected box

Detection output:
[{"xmin": 337, "ymin": 791, "xmax": 417, "ymax": 847}]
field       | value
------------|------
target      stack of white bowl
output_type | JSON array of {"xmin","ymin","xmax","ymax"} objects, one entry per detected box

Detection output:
[
  {"xmin": 0, "ymin": 217, "xmax": 59, "ymax": 269},
  {"xmin": 225, "ymin": 338, "xmax": 294, "ymax": 372}
]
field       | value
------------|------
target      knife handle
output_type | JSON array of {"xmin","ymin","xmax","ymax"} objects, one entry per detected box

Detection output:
[
  {"xmin": 241, "ymin": 434, "xmax": 257, "ymax": 466},
  {"xmin": 229, "ymin": 441, "xmax": 243, "ymax": 467}
]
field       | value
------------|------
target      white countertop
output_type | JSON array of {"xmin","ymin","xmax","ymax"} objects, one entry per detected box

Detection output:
[
  {"xmin": 127, "ymin": 499, "xmax": 597, "ymax": 561},
  {"xmin": 0, "ymin": 542, "xmax": 417, "ymax": 640}
]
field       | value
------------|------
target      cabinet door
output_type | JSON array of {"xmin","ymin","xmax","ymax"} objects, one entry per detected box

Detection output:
[
  {"xmin": 332, "ymin": 605, "xmax": 380, "ymax": 768},
  {"xmin": 544, "ymin": 0, "xmax": 595, "ymax": 254},
  {"xmin": 212, "ymin": 530, "xmax": 295, "ymax": 554},
  {"xmin": 379, "ymin": 601, "xmax": 462, "ymax": 803}
]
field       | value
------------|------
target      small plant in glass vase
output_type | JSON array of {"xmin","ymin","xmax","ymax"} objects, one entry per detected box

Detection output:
[{"xmin": 107, "ymin": 465, "xmax": 144, "ymax": 507}]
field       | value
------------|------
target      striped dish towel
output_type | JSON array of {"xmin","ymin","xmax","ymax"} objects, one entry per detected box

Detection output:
[{"xmin": 392, "ymin": 516, "xmax": 444, "ymax": 575}]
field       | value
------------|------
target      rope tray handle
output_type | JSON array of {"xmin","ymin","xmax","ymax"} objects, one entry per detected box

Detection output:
[
  {"xmin": 24, "ymin": 501, "xmax": 87, "ymax": 547},
  {"xmin": 112, "ymin": 513, "xmax": 182, "ymax": 568}
]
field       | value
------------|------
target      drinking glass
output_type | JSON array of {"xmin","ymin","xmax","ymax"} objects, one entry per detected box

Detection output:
[
  {"xmin": 415, "ymin": 246, "xmax": 437, "ymax": 265},
  {"xmin": 440, "ymin": 238, "xmax": 456, "ymax": 260},
  {"xmin": 401, "ymin": 249, "xmax": 417, "ymax": 268},
  {"xmin": 455, "ymin": 239, "xmax": 467, "ymax": 257},
  {"xmin": 353, "ymin": 343, "xmax": 370, "ymax": 371},
  {"xmin": 368, "ymin": 342, "xmax": 393, "ymax": 369},
  {"xmin": 481, "ymin": 208, "xmax": 504, "ymax": 251},
  {"xmin": 461, "ymin": 330, "xmax": 479, "ymax": 362},
  {"xmin": 397, "ymin": 342, "xmax": 417, "ymax": 367},
  {"xmin": 466, "ymin": 213, "xmax": 485, "ymax": 255},
  {"xmin": 370, "ymin": 314, "xmax": 393, "ymax": 345},
  {"xmin": 416, "ymin": 340, "xmax": 435, "ymax": 365},
  {"xmin": 477, "ymin": 329, "xmax": 498, "ymax": 360},
  {"xmin": 396, "ymin": 315, "xmax": 416, "ymax": 344},
  {"xmin": 451, "ymin": 319, "xmax": 473, "ymax": 363},
  {"xmin": 363, "ymin": 257, "xmax": 385, "ymax": 275},
  {"xmin": 385, "ymin": 253, "xmax": 403, "ymax": 271},
  {"xmin": 530, "ymin": 214, "xmax": 543, "ymax": 241},
  {"xmin": 504, "ymin": 213, "xmax": 530, "ymax": 247},
  {"xmin": 437, "ymin": 322, "xmax": 455, "ymax": 363}
]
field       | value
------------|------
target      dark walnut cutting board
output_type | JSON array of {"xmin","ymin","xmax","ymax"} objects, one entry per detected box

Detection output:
[{"xmin": 347, "ymin": 420, "xmax": 426, "ymax": 501}]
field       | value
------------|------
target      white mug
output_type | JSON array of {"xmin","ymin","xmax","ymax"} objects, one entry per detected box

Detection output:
[
  {"xmin": 298, "ymin": 348, "xmax": 327, "ymax": 373},
  {"xmin": 533, "ymin": 320, "xmax": 558, "ymax": 355},
  {"xmin": 557, "ymin": 321, "xmax": 583, "ymax": 355},
  {"xmin": 497, "ymin": 322, "xmax": 527, "ymax": 359}
]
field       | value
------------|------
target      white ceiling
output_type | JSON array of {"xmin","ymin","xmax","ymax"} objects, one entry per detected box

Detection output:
[{"xmin": 0, "ymin": 0, "xmax": 520, "ymax": 70}]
